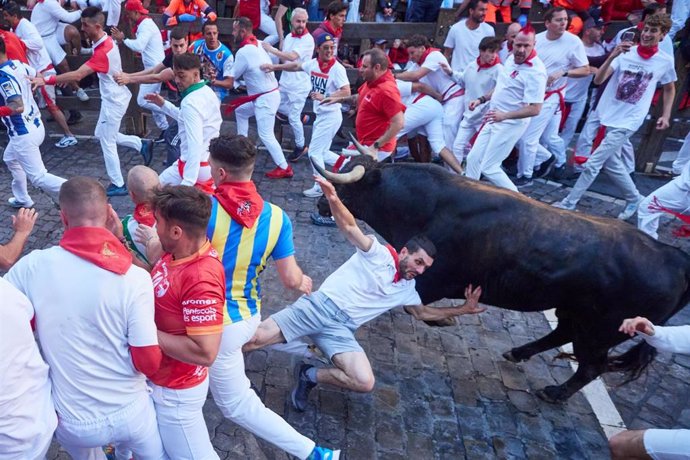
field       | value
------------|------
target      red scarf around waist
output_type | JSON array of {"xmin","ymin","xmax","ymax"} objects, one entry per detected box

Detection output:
[
  {"xmin": 214, "ymin": 181, "xmax": 264, "ymax": 228},
  {"xmin": 225, "ymin": 87, "xmax": 278, "ymax": 114},
  {"xmin": 60, "ymin": 227, "xmax": 132, "ymax": 275},
  {"xmin": 134, "ymin": 203, "xmax": 156, "ymax": 227}
]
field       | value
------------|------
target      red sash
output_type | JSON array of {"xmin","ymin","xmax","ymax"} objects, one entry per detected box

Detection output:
[
  {"xmin": 177, "ymin": 160, "xmax": 214, "ymax": 195},
  {"xmin": 225, "ymin": 87, "xmax": 279, "ymax": 114}
]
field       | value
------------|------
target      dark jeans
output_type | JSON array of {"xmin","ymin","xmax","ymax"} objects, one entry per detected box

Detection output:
[{"xmin": 406, "ymin": 0, "xmax": 442, "ymax": 22}]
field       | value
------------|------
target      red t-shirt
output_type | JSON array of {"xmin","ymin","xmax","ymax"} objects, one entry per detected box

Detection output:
[
  {"xmin": 0, "ymin": 30, "xmax": 27, "ymax": 64},
  {"xmin": 356, "ymin": 70, "xmax": 405, "ymax": 153},
  {"xmin": 149, "ymin": 241, "xmax": 226, "ymax": 389}
]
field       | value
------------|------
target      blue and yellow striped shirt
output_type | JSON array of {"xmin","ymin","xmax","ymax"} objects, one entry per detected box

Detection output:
[{"xmin": 207, "ymin": 198, "xmax": 295, "ymax": 324}]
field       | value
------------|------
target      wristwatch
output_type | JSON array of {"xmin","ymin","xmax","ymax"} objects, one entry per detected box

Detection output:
[{"xmin": 373, "ymin": 141, "xmax": 381, "ymax": 150}]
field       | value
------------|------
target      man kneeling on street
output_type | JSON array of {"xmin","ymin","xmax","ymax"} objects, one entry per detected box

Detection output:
[{"xmin": 244, "ymin": 176, "xmax": 485, "ymax": 411}]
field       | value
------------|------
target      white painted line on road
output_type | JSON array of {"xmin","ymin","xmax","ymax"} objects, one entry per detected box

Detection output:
[{"xmin": 543, "ymin": 308, "xmax": 627, "ymax": 439}]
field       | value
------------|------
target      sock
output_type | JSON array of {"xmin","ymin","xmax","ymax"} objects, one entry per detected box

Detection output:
[{"xmin": 305, "ymin": 366, "xmax": 318, "ymax": 383}]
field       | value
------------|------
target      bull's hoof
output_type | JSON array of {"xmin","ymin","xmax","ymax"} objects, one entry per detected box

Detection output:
[
  {"xmin": 423, "ymin": 318, "xmax": 457, "ymax": 327},
  {"xmin": 535, "ymin": 386, "xmax": 567, "ymax": 404},
  {"xmin": 502, "ymin": 350, "xmax": 527, "ymax": 363}
]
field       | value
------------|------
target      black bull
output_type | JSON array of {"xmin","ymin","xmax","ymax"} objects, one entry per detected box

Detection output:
[{"xmin": 316, "ymin": 157, "xmax": 690, "ymax": 403}]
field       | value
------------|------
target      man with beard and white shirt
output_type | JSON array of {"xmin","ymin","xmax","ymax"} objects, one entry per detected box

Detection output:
[
  {"xmin": 443, "ymin": 0, "xmax": 494, "ymax": 72},
  {"xmin": 464, "ymin": 26, "xmax": 547, "ymax": 191},
  {"xmin": 554, "ymin": 14, "xmax": 676, "ymax": 221},
  {"xmin": 514, "ymin": 7, "xmax": 589, "ymax": 187},
  {"xmin": 219, "ymin": 17, "xmax": 293, "ymax": 179},
  {"xmin": 397, "ymin": 34, "xmax": 465, "ymax": 155},
  {"xmin": 262, "ymin": 33, "xmax": 350, "ymax": 197},
  {"xmin": 262, "ymin": 8, "xmax": 315, "ymax": 162}
]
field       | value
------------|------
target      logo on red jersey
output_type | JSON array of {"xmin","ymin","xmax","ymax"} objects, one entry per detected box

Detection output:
[{"xmin": 152, "ymin": 263, "xmax": 170, "ymax": 297}]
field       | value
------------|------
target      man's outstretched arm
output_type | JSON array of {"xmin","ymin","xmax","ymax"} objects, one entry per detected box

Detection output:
[
  {"xmin": 405, "ymin": 285, "xmax": 484, "ymax": 321},
  {"xmin": 0, "ymin": 208, "xmax": 37, "ymax": 270}
]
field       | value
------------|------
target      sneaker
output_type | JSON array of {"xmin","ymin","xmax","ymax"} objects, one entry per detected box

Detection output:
[
  {"xmin": 265, "ymin": 165, "xmax": 294, "ymax": 179},
  {"xmin": 303, "ymin": 184, "xmax": 323, "ymax": 198},
  {"xmin": 55, "ymin": 135, "xmax": 78, "ymax": 148},
  {"xmin": 106, "ymin": 183, "xmax": 128, "ymax": 197},
  {"xmin": 291, "ymin": 363, "xmax": 317, "ymax": 412},
  {"xmin": 310, "ymin": 212, "xmax": 336, "ymax": 227},
  {"xmin": 140, "ymin": 139, "xmax": 153, "ymax": 166},
  {"xmin": 513, "ymin": 176, "xmax": 533, "ymax": 187},
  {"xmin": 307, "ymin": 446, "xmax": 341, "ymax": 460},
  {"xmin": 534, "ymin": 154, "xmax": 555, "ymax": 178},
  {"xmin": 553, "ymin": 198, "xmax": 576, "ymax": 211},
  {"xmin": 76, "ymin": 87, "xmax": 90, "ymax": 101},
  {"xmin": 549, "ymin": 164, "xmax": 567, "ymax": 180},
  {"xmin": 287, "ymin": 145, "xmax": 308, "ymax": 162},
  {"xmin": 155, "ymin": 131, "xmax": 167, "ymax": 143},
  {"xmin": 67, "ymin": 111, "xmax": 83, "ymax": 125},
  {"xmin": 617, "ymin": 195, "xmax": 644, "ymax": 220},
  {"xmin": 8, "ymin": 197, "xmax": 33, "ymax": 208}
]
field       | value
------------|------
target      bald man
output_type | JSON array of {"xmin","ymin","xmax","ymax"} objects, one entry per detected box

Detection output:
[
  {"xmin": 498, "ymin": 22, "xmax": 521, "ymax": 62},
  {"xmin": 5, "ymin": 177, "xmax": 165, "ymax": 458},
  {"xmin": 118, "ymin": 166, "xmax": 160, "ymax": 269}
]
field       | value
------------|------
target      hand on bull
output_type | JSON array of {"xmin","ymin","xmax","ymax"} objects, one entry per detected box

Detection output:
[
  {"xmin": 315, "ymin": 176, "xmax": 337, "ymax": 201},
  {"xmin": 619, "ymin": 316, "xmax": 656, "ymax": 336},
  {"xmin": 459, "ymin": 284, "xmax": 485, "ymax": 315}
]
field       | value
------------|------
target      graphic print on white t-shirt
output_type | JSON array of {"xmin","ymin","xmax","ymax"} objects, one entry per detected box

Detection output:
[{"xmin": 615, "ymin": 69, "xmax": 652, "ymax": 104}]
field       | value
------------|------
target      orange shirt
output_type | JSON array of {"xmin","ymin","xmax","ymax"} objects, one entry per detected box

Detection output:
[
  {"xmin": 356, "ymin": 70, "xmax": 405, "ymax": 153},
  {"xmin": 149, "ymin": 241, "xmax": 225, "ymax": 389},
  {"xmin": 0, "ymin": 31, "xmax": 28, "ymax": 64},
  {"xmin": 163, "ymin": 0, "xmax": 210, "ymax": 17}
]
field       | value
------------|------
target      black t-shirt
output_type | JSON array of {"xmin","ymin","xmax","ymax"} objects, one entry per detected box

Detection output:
[{"xmin": 162, "ymin": 52, "xmax": 179, "ymax": 94}]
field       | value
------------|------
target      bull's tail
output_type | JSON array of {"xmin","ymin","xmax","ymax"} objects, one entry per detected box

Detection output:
[{"xmin": 607, "ymin": 341, "xmax": 657, "ymax": 385}]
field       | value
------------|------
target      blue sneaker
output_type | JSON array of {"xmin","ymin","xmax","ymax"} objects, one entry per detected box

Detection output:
[
  {"xmin": 291, "ymin": 363, "xmax": 317, "ymax": 411},
  {"xmin": 307, "ymin": 446, "xmax": 341, "ymax": 460},
  {"xmin": 310, "ymin": 212, "xmax": 336, "ymax": 227},
  {"xmin": 140, "ymin": 139, "xmax": 153, "ymax": 166},
  {"xmin": 106, "ymin": 183, "xmax": 128, "ymax": 197}
]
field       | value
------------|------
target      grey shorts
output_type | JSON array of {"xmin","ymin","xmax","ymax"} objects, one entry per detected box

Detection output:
[{"xmin": 271, "ymin": 291, "xmax": 363, "ymax": 360}]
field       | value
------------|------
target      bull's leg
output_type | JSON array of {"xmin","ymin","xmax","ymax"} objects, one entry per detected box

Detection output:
[
  {"xmin": 503, "ymin": 319, "xmax": 573, "ymax": 363},
  {"xmin": 535, "ymin": 349, "xmax": 608, "ymax": 403}
]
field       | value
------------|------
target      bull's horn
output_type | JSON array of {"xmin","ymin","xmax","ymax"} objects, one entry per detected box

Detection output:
[
  {"xmin": 311, "ymin": 158, "xmax": 366, "ymax": 184},
  {"xmin": 348, "ymin": 132, "xmax": 377, "ymax": 160}
]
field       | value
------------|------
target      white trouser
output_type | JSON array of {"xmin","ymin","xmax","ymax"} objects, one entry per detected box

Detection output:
[
  {"xmin": 452, "ymin": 115, "xmax": 484, "ymax": 163},
  {"xmin": 278, "ymin": 88, "xmax": 310, "ymax": 149},
  {"xmin": 518, "ymin": 96, "xmax": 559, "ymax": 178},
  {"xmin": 137, "ymin": 82, "xmax": 169, "ymax": 130},
  {"xmin": 536, "ymin": 102, "xmax": 566, "ymax": 167},
  {"xmin": 260, "ymin": 12, "xmax": 279, "ymax": 45},
  {"xmin": 56, "ymin": 393, "xmax": 166, "ymax": 460},
  {"xmin": 573, "ymin": 108, "xmax": 634, "ymax": 172},
  {"xmin": 347, "ymin": 0, "xmax": 360, "ymax": 22},
  {"xmin": 560, "ymin": 97, "xmax": 587, "ymax": 152},
  {"xmin": 466, "ymin": 118, "xmax": 529, "ymax": 191},
  {"xmin": 151, "ymin": 378, "xmax": 218, "ymax": 460},
  {"xmin": 442, "ymin": 95, "xmax": 465, "ymax": 151},
  {"xmin": 209, "ymin": 315, "xmax": 315, "ymax": 459},
  {"xmin": 3, "ymin": 123, "xmax": 66, "ymax": 204},
  {"xmin": 159, "ymin": 161, "xmax": 212, "ymax": 186},
  {"xmin": 672, "ymin": 131, "xmax": 690, "ymax": 175},
  {"xmin": 565, "ymin": 127, "xmax": 640, "ymax": 204},
  {"xmin": 644, "ymin": 429, "xmax": 690, "ymax": 460},
  {"xmin": 638, "ymin": 174, "xmax": 690, "ymax": 239},
  {"xmin": 235, "ymin": 91, "xmax": 287, "ymax": 169},
  {"xmin": 309, "ymin": 110, "xmax": 343, "ymax": 177},
  {"xmin": 400, "ymin": 97, "xmax": 446, "ymax": 154},
  {"xmin": 94, "ymin": 98, "xmax": 142, "ymax": 187}
]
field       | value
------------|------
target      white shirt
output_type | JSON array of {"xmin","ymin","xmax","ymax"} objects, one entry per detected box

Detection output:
[
  {"xmin": 598, "ymin": 47, "xmax": 676, "ymax": 131},
  {"xmin": 490, "ymin": 53, "xmax": 547, "ymax": 114},
  {"xmin": 319, "ymin": 237, "xmax": 422, "ymax": 327},
  {"xmin": 123, "ymin": 17, "xmax": 165, "ymax": 70},
  {"xmin": 443, "ymin": 19, "xmax": 495, "ymax": 72},
  {"xmin": 279, "ymin": 33, "xmax": 315, "ymax": 93},
  {"xmin": 0, "ymin": 278, "xmax": 57, "ymax": 458},
  {"xmin": 498, "ymin": 40, "xmax": 511, "ymax": 63},
  {"xmin": 230, "ymin": 41, "xmax": 278, "ymax": 95},
  {"xmin": 638, "ymin": 324, "xmax": 690, "ymax": 354},
  {"xmin": 161, "ymin": 83, "xmax": 221, "ymax": 185},
  {"xmin": 14, "ymin": 18, "xmax": 52, "ymax": 72},
  {"xmin": 535, "ymin": 31, "xmax": 589, "ymax": 94},
  {"xmin": 86, "ymin": 34, "xmax": 132, "ymax": 107},
  {"xmin": 564, "ymin": 41, "xmax": 605, "ymax": 103},
  {"xmin": 301, "ymin": 58, "xmax": 348, "ymax": 114},
  {"xmin": 5, "ymin": 246, "xmax": 159, "ymax": 422},
  {"xmin": 396, "ymin": 79, "xmax": 420, "ymax": 106},
  {"xmin": 31, "ymin": 0, "xmax": 82, "ymax": 37},
  {"xmin": 452, "ymin": 60, "xmax": 502, "ymax": 123},
  {"xmin": 411, "ymin": 50, "xmax": 460, "ymax": 100}
]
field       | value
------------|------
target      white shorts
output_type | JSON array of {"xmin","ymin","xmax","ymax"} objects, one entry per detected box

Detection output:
[
  {"xmin": 44, "ymin": 34, "xmax": 67, "ymax": 65},
  {"xmin": 56, "ymin": 22, "xmax": 68, "ymax": 46},
  {"xmin": 644, "ymin": 429, "xmax": 690, "ymax": 460}
]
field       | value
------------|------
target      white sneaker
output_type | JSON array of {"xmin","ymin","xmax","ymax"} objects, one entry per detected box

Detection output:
[
  {"xmin": 55, "ymin": 135, "xmax": 78, "ymax": 148},
  {"xmin": 303, "ymin": 184, "xmax": 323, "ymax": 198},
  {"xmin": 8, "ymin": 197, "xmax": 34, "ymax": 208},
  {"xmin": 76, "ymin": 88, "xmax": 90, "ymax": 101},
  {"xmin": 553, "ymin": 199, "xmax": 577, "ymax": 211},
  {"xmin": 617, "ymin": 195, "xmax": 644, "ymax": 220}
]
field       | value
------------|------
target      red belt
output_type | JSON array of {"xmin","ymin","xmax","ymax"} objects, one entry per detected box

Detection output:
[
  {"xmin": 412, "ymin": 93, "xmax": 427, "ymax": 104},
  {"xmin": 225, "ymin": 87, "xmax": 279, "ymax": 115},
  {"xmin": 544, "ymin": 84, "xmax": 567, "ymax": 117},
  {"xmin": 442, "ymin": 85, "xmax": 465, "ymax": 103},
  {"xmin": 177, "ymin": 160, "xmax": 214, "ymax": 195},
  {"xmin": 40, "ymin": 64, "xmax": 55, "ymax": 73}
]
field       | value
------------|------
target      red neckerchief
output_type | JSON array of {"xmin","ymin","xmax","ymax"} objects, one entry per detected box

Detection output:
[
  {"xmin": 637, "ymin": 44, "xmax": 659, "ymax": 59},
  {"xmin": 318, "ymin": 57, "xmax": 336, "ymax": 73},
  {"xmin": 239, "ymin": 34, "xmax": 258, "ymax": 48},
  {"xmin": 214, "ymin": 181, "xmax": 265, "ymax": 228},
  {"xmin": 291, "ymin": 28, "xmax": 309, "ymax": 38},
  {"xmin": 636, "ymin": 23, "xmax": 644, "ymax": 31},
  {"xmin": 59, "ymin": 227, "xmax": 133, "ymax": 275},
  {"xmin": 507, "ymin": 42, "xmax": 513, "ymax": 52},
  {"xmin": 132, "ymin": 15, "xmax": 150, "ymax": 34},
  {"xmin": 418, "ymin": 47, "xmax": 440, "ymax": 66},
  {"xmin": 522, "ymin": 49, "xmax": 537, "ymax": 66},
  {"xmin": 321, "ymin": 20, "xmax": 342, "ymax": 38},
  {"xmin": 477, "ymin": 55, "xmax": 500, "ymax": 69},
  {"xmin": 133, "ymin": 203, "xmax": 156, "ymax": 227},
  {"xmin": 384, "ymin": 244, "xmax": 401, "ymax": 283}
]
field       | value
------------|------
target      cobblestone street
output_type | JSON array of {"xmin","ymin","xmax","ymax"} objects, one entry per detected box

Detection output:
[{"xmin": 2, "ymin": 126, "xmax": 689, "ymax": 459}]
